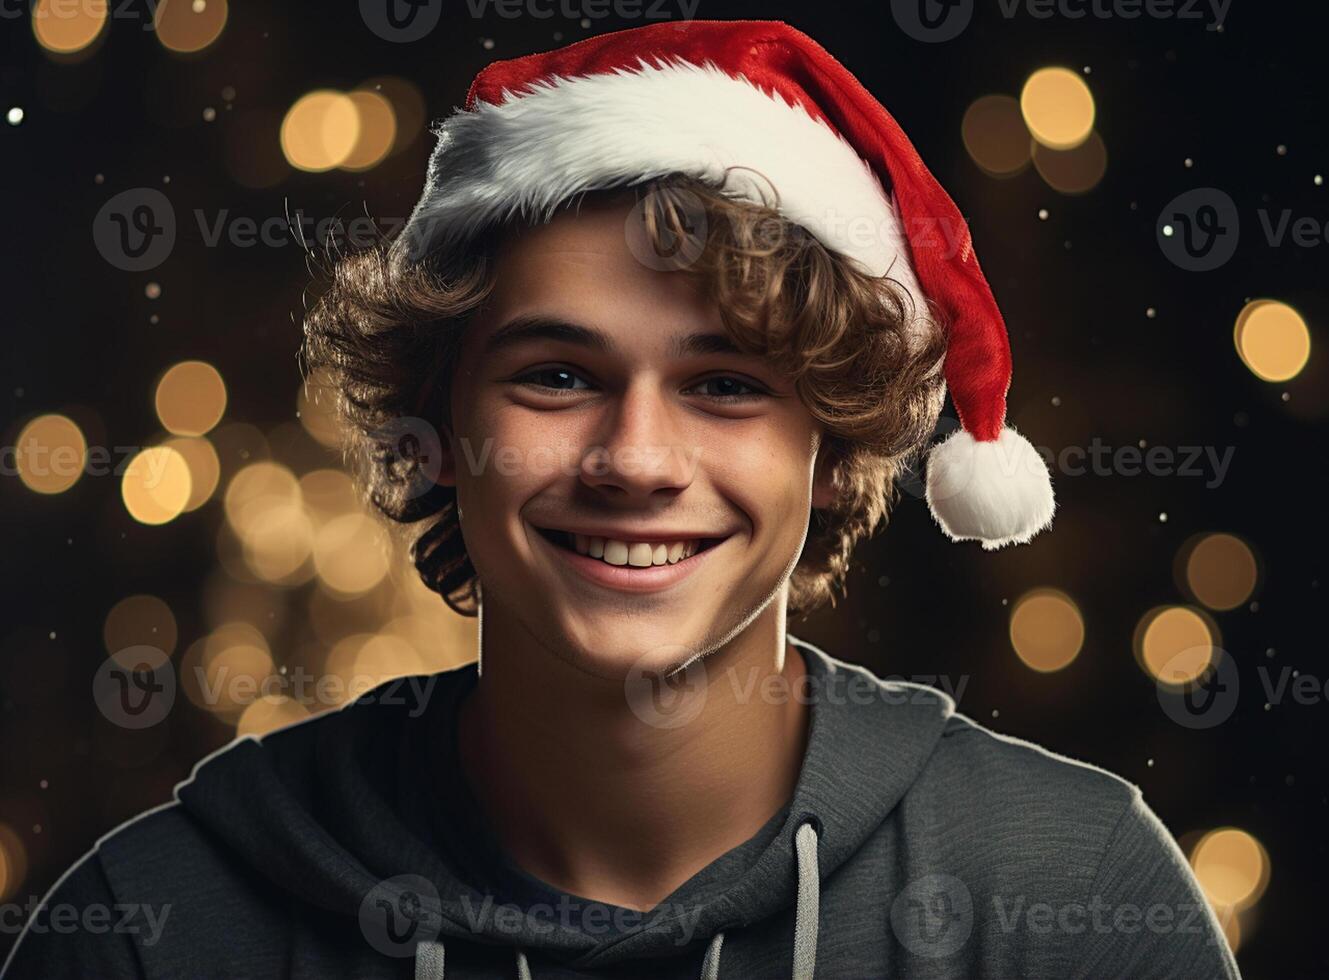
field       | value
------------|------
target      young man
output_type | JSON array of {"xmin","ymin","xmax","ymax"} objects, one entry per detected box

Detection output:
[{"xmin": 7, "ymin": 20, "xmax": 1239, "ymax": 980}]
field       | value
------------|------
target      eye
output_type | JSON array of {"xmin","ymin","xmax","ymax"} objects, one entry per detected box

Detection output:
[
  {"xmin": 513, "ymin": 366, "xmax": 593, "ymax": 393},
  {"xmin": 686, "ymin": 375, "xmax": 766, "ymax": 400}
]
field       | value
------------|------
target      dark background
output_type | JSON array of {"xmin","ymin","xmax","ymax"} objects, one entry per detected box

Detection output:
[{"xmin": 2, "ymin": 0, "xmax": 1326, "ymax": 975}]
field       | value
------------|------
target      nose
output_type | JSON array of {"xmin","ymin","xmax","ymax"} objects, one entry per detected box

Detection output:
[{"xmin": 579, "ymin": 381, "xmax": 695, "ymax": 499}]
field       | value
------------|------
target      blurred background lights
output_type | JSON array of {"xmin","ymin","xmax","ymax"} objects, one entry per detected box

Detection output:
[
  {"xmin": 0, "ymin": 823, "xmax": 27, "ymax": 902},
  {"xmin": 15, "ymin": 414, "xmax": 86, "ymax": 495},
  {"xmin": 1234, "ymin": 300, "xmax": 1312, "ymax": 382},
  {"xmin": 155, "ymin": 360, "xmax": 227, "ymax": 436},
  {"xmin": 153, "ymin": 0, "xmax": 228, "ymax": 53},
  {"xmin": 281, "ymin": 91, "xmax": 361, "ymax": 173},
  {"xmin": 1020, "ymin": 67, "xmax": 1096, "ymax": 150},
  {"xmin": 961, "ymin": 95, "xmax": 1032, "ymax": 177},
  {"xmin": 103, "ymin": 594, "xmax": 178, "ymax": 667},
  {"xmin": 1183, "ymin": 533, "xmax": 1259, "ymax": 610},
  {"xmin": 1032, "ymin": 131, "xmax": 1108, "ymax": 194},
  {"xmin": 340, "ymin": 90, "xmax": 398, "ymax": 172},
  {"xmin": 1191, "ymin": 827, "xmax": 1270, "ymax": 910},
  {"xmin": 313, "ymin": 513, "xmax": 391, "ymax": 596},
  {"xmin": 1009, "ymin": 588, "xmax": 1085, "ymax": 672},
  {"xmin": 163, "ymin": 436, "xmax": 221, "ymax": 511},
  {"xmin": 1135, "ymin": 605, "xmax": 1219, "ymax": 687},
  {"xmin": 297, "ymin": 374, "xmax": 345, "ymax": 449},
  {"xmin": 6, "ymin": 108, "xmax": 23, "ymax": 126},
  {"xmin": 121, "ymin": 445, "xmax": 193, "ymax": 525},
  {"xmin": 32, "ymin": 0, "xmax": 107, "ymax": 55},
  {"xmin": 236, "ymin": 694, "xmax": 310, "ymax": 738}
]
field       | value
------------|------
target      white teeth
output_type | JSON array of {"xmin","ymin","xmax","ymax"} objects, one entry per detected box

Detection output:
[
  {"xmin": 603, "ymin": 540, "xmax": 629, "ymax": 566},
  {"xmin": 562, "ymin": 534, "xmax": 703, "ymax": 568}
]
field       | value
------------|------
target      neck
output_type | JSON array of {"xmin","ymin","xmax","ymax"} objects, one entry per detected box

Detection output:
[{"xmin": 457, "ymin": 598, "xmax": 810, "ymax": 911}]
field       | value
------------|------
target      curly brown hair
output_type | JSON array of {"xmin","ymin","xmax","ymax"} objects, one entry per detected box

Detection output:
[{"xmin": 301, "ymin": 174, "xmax": 946, "ymax": 617}]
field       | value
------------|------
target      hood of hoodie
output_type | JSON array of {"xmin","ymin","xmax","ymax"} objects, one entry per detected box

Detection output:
[{"xmin": 174, "ymin": 637, "xmax": 954, "ymax": 971}]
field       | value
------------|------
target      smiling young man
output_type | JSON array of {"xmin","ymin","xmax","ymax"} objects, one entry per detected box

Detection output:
[{"xmin": 6, "ymin": 19, "xmax": 1240, "ymax": 980}]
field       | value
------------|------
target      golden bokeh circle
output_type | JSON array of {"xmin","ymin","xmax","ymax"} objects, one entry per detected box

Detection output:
[
  {"xmin": 1020, "ymin": 68, "xmax": 1096, "ymax": 150},
  {"xmin": 961, "ymin": 94, "xmax": 1031, "ymax": 177},
  {"xmin": 15, "ymin": 414, "xmax": 86, "ymax": 495},
  {"xmin": 163, "ymin": 436, "xmax": 221, "ymax": 512},
  {"xmin": 281, "ymin": 90, "xmax": 361, "ymax": 173},
  {"xmin": 153, "ymin": 0, "xmax": 228, "ymax": 53},
  {"xmin": 103, "ymin": 594, "xmax": 178, "ymax": 666},
  {"xmin": 1009, "ymin": 588, "xmax": 1085, "ymax": 672},
  {"xmin": 121, "ymin": 445, "xmax": 193, "ymax": 525},
  {"xmin": 32, "ymin": 0, "xmax": 107, "ymax": 55},
  {"xmin": 155, "ymin": 361, "xmax": 227, "ymax": 436},
  {"xmin": 1233, "ymin": 300, "xmax": 1312, "ymax": 382},
  {"xmin": 1184, "ymin": 533, "xmax": 1258, "ymax": 611},
  {"xmin": 1191, "ymin": 828, "xmax": 1270, "ymax": 909},
  {"xmin": 1135, "ymin": 605, "xmax": 1219, "ymax": 687}
]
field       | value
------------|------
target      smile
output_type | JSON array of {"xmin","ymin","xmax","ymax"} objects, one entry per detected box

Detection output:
[{"xmin": 531, "ymin": 526, "xmax": 727, "ymax": 592}]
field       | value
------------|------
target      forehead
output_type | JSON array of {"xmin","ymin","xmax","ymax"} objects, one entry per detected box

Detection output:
[{"xmin": 471, "ymin": 198, "xmax": 725, "ymax": 357}]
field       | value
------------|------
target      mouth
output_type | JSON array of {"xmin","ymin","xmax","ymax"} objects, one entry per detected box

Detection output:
[
  {"xmin": 533, "ymin": 527, "xmax": 725, "ymax": 567},
  {"xmin": 529, "ymin": 524, "xmax": 730, "ymax": 594}
]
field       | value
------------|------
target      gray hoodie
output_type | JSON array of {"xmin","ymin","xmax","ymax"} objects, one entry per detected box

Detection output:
[{"xmin": 4, "ymin": 638, "xmax": 1240, "ymax": 978}]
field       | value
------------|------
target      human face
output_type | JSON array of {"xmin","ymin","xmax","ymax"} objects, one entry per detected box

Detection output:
[{"xmin": 443, "ymin": 198, "xmax": 832, "ymax": 678}]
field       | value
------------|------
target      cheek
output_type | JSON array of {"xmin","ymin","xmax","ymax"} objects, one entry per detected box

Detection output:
[
  {"xmin": 705, "ymin": 417, "xmax": 818, "ymax": 537},
  {"xmin": 453, "ymin": 400, "xmax": 587, "ymax": 502}
]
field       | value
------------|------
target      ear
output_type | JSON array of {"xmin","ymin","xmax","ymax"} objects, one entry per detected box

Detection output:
[{"xmin": 811, "ymin": 444, "xmax": 838, "ymax": 511}]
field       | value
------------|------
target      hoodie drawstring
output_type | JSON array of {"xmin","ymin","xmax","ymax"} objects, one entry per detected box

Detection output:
[{"xmin": 412, "ymin": 821, "xmax": 821, "ymax": 980}]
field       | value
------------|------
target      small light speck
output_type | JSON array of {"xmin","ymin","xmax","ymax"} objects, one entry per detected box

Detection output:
[
  {"xmin": 39, "ymin": 779, "xmax": 49, "ymax": 789},
  {"xmin": 33, "ymin": 824, "xmax": 42, "ymax": 834},
  {"xmin": 1162, "ymin": 224, "xmax": 1174, "ymax": 237},
  {"xmin": 149, "ymin": 313, "xmax": 160, "ymax": 324},
  {"xmin": 145, "ymin": 282, "xmax": 162, "ymax": 299},
  {"xmin": 1147, "ymin": 759, "xmax": 1154, "ymax": 767},
  {"xmin": 991, "ymin": 709, "xmax": 1000, "ymax": 719},
  {"xmin": 1264, "ymin": 702, "xmax": 1272, "ymax": 710},
  {"xmin": 1184, "ymin": 157, "xmax": 1193, "ymax": 168},
  {"xmin": 221, "ymin": 85, "xmax": 236, "ymax": 101},
  {"xmin": 6, "ymin": 107, "xmax": 23, "ymax": 126},
  {"xmin": 48, "ymin": 631, "xmax": 56, "ymax": 640},
  {"xmin": 1249, "ymin": 601, "xmax": 1260, "ymax": 612},
  {"xmin": 1001, "ymin": 598, "xmax": 1009, "ymax": 606},
  {"xmin": 877, "ymin": 575, "xmax": 889, "ymax": 587},
  {"xmin": 1146, "ymin": 307, "xmax": 1156, "ymax": 318},
  {"xmin": 553, "ymin": 31, "xmax": 563, "ymax": 41},
  {"xmin": 94, "ymin": 173, "xmax": 104, "ymax": 184},
  {"xmin": 580, "ymin": 17, "xmax": 591, "ymax": 28},
  {"xmin": 482, "ymin": 37, "xmax": 494, "ymax": 50},
  {"xmin": 162, "ymin": 175, "xmax": 171, "ymax": 184},
  {"xmin": 1281, "ymin": 391, "xmax": 1290, "ymax": 402},
  {"xmin": 192, "ymin": 0, "xmax": 206, "ymax": 12},
  {"xmin": 1276, "ymin": 144, "xmax": 1287, "ymax": 156},
  {"xmin": 1138, "ymin": 439, "xmax": 1148, "ymax": 449},
  {"xmin": 1266, "ymin": 647, "xmax": 1276, "ymax": 658},
  {"xmin": 1038, "ymin": 208, "xmax": 1049, "ymax": 220},
  {"xmin": 202, "ymin": 107, "xmax": 216, "ymax": 122},
  {"xmin": 1158, "ymin": 512, "xmax": 1168, "ymax": 523},
  {"xmin": 1082, "ymin": 65, "xmax": 1092, "ymax": 74},
  {"xmin": 1315, "ymin": 175, "xmax": 1324, "ymax": 186},
  {"xmin": 1051, "ymin": 395, "xmax": 1062, "ymax": 407}
]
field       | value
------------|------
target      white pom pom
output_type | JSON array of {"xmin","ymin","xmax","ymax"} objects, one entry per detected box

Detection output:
[{"xmin": 925, "ymin": 427, "xmax": 1055, "ymax": 550}]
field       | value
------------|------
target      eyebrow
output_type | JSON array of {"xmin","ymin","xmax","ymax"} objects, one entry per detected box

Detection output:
[{"xmin": 480, "ymin": 314, "xmax": 745, "ymax": 360}]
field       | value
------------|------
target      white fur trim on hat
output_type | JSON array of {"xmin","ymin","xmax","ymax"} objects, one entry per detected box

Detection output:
[
  {"xmin": 397, "ymin": 58, "xmax": 923, "ymax": 303},
  {"xmin": 925, "ymin": 427, "xmax": 1056, "ymax": 550}
]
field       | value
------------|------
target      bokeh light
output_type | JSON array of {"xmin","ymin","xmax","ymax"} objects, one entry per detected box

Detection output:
[
  {"xmin": 364, "ymin": 76, "xmax": 427, "ymax": 155},
  {"xmin": 103, "ymin": 594, "xmax": 178, "ymax": 667},
  {"xmin": 163, "ymin": 436, "xmax": 221, "ymax": 512},
  {"xmin": 341, "ymin": 90, "xmax": 398, "ymax": 172},
  {"xmin": 236, "ymin": 694, "xmax": 310, "ymax": 738},
  {"xmin": 313, "ymin": 513, "xmax": 391, "ymax": 596},
  {"xmin": 15, "ymin": 414, "xmax": 86, "ymax": 495},
  {"xmin": 121, "ymin": 445, "xmax": 193, "ymax": 525},
  {"xmin": 961, "ymin": 94, "xmax": 1031, "ymax": 177},
  {"xmin": 1032, "ymin": 131, "xmax": 1108, "ymax": 194},
  {"xmin": 1020, "ymin": 68, "xmax": 1096, "ymax": 150},
  {"xmin": 1183, "ymin": 533, "xmax": 1259, "ymax": 611},
  {"xmin": 0, "ymin": 823, "xmax": 28, "ymax": 902},
  {"xmin": 281, "ymin": 90, "xmax": 361, "ymax": 173},
  {"xmin": 1191, "ymin": 828, "xmax": 1270, "ymax": 909},
  {"xmin": 1234, "ymin": 300, "xmax": 1312, "ymax": 382},
  {"xmin": 296, "ymin": 374, "xmax": 344, "ymax": 449},
  {"xmin": 153, "ymin": 0, "xmax": 228, "ymax": 53},
  {"xmin": 1009, "ymin": 588, "xmax": 1085, "ymax": 672},
  {"xmin": 32, "ymin": 0, "xmax": 107, "ymax": 55},
  {"xmin": 155, "ymin": 361, "xmax": 227, "ymax": 436},
  {"xmin": 1135, "ymin": 605, "xmax": 1220, "ymax": 687}
]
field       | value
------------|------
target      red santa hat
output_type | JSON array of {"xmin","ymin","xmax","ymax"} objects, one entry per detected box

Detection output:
[{"xmin": 397, "ymin": 19, "xmax": 1055, "ymax": 549}]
